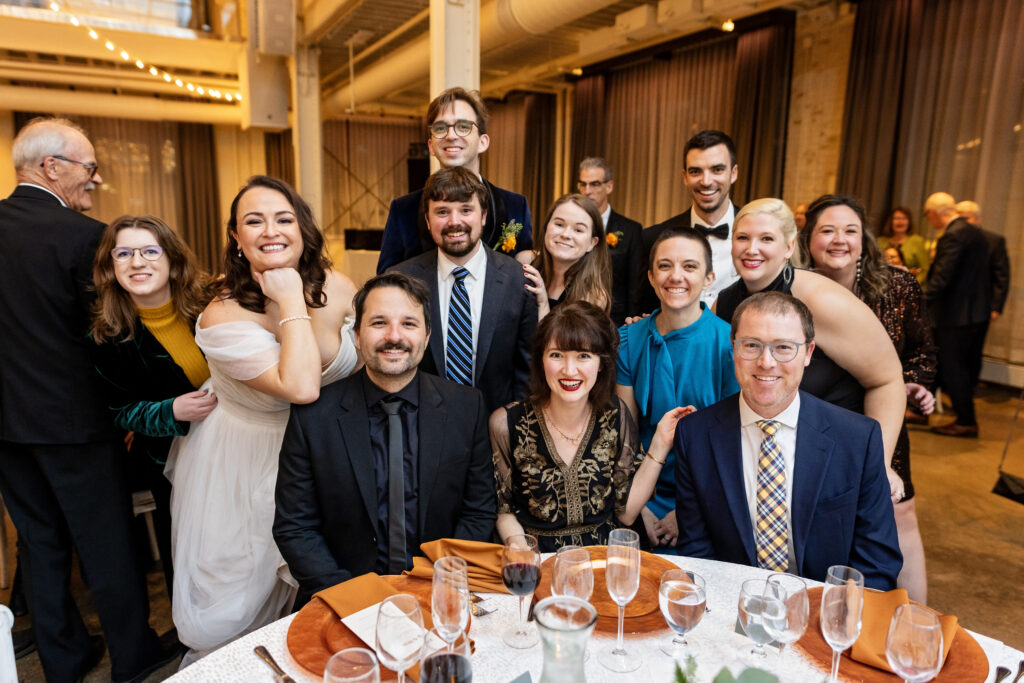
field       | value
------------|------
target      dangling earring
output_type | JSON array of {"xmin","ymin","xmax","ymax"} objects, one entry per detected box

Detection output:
[
  {"xmin": 854, "ymin": 255, "xmax": 863, "ymax": 289},
  {"xmin": 782, "ymin": 262, "xmax": 794, "ymax": 286},
  {"xmin": 237, "ymin": 248, "xmax": 243, "ymax": 259}
]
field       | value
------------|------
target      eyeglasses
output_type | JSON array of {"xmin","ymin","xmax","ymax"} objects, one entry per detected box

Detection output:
[
  {"xmin": 111, "ymin": 245, "xmax": 164, "ymax": 262},
  {"xmin": 428, "ymin": 119, "xmax": 478, "ymax": 139},
  {"xmin": 43, "ymin": 155, "xmax": 100, "ymax": 179},
  {"xmin": 577, "ymin": 179, "xmax": 608, "ymax": 191},
  {"xmin": 733, "ymin": 338, "xmax": 808, "ymax": 363}
]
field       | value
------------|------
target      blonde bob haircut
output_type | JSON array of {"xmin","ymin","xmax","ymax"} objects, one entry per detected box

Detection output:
[{"xmin": 733, "ymin": 197, "xmax": 803, "ymax": 267}]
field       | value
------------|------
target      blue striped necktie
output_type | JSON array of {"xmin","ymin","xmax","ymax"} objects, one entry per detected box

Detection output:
[{"xmin": 446, "ymin": 266, "xmax": 473, "ymax": 386}]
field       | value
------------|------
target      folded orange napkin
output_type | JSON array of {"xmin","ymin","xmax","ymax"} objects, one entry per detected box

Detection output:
[
  {"xmin": 850, "ymin": 588, "xmax": 958, "ymax": 672},
  {"xmin": 404, "ymin": 538, "xmax": 509, "ymax": 594},
  {"xmin": 314, "ymin": 572, "xmax": 400, "ymax": 618}
]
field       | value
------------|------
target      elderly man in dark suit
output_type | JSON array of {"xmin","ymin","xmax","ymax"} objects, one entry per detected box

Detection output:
[
  {"xmin": 391, "ymin": 167, "xmax": 537, "ymax": 412},
  {"xmin": 577, "ymin": 157, "xmax": 643, "ymax": 326},
  {"xmin": 274, "ymin": 272, "xmax": 496, "ymax": 604},
  {"xmin": 0, "ymin": 117, "xmax": 174, "ymax": 682},
  {"xmin": 673, "ymin": 292, "xmax": 902, "ymax": 590}
]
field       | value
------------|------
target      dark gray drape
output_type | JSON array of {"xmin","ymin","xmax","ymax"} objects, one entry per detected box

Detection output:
[
  {"xmin": 176, "ymin": 123, "xmax": 221, "ymax": 273},
  {"xmin": 570, "ymin": 75, "xmax": 607, "ymax": 170},
  {"xmin": 264, "ymin": 130, "xmax": 295, "ymax": 187},
  {"xmin": 522, "ymin": 92, "xmax": 556, "ymax": 220}
]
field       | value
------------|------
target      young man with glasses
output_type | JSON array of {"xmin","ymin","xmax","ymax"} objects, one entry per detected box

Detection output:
[{"xmin": 377, "ymin": 87, "xmax": 533, "ymax": 273}]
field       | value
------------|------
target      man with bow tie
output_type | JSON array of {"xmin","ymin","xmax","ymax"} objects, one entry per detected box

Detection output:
[{"xmin": 638, "ymin": 130, "xmax": 740, "ymax": 313}]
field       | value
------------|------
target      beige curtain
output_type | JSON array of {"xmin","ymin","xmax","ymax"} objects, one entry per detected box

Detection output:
[{"xmin": 481, "ymin": 92, "xmax": 556, "ymax": 220}]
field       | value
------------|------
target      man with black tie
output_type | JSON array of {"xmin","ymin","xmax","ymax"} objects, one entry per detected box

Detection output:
[
  {"xmin": 0, "ymin": 117, "xmax": 175, "ymax": 682},
  {"xmin": 577, "ymin": 157, "xmax": 643, "ymax": 326},
  {"xmin": 391, "ymin": 167, "xmax": 537, "ymax": 412},
  {"xmin": 274, "ymin": 272, "xmax": 496, "ymax": 603},
  {"xmin": 638, "ymin": 130, "xmax": 740, "ymax": 313}
]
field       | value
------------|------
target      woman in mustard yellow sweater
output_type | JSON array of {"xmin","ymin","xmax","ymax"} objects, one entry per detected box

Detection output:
[{"xmin": 91, "ymin": 215, "xmax": 216, "ymax": 597}]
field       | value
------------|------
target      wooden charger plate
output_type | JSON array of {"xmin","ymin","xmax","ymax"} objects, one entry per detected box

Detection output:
[
  {"xmin": 533, "ymin": 545, "xmax": 675, "ymax": 637},
  {"xmin": 795, "ymin": 587, "xmax": 988, "ymax": 682}
]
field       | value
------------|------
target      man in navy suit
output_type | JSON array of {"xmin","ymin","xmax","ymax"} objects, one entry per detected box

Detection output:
[
  {"xmin": 391, "ymin": 167, "xmax": 536, "ymax": 412},
  {"xmin": 376, "ymin": 87, "xmax": 532, "ymax": 273},
  {"xmin": 673, "ymin": 291, "xmax": 902, "ymax": 590}
]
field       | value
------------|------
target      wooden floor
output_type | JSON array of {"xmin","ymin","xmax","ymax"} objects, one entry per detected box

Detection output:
[{"xmin": 3, "ymin": 383, "xmax": 1023, "ymax": 681}]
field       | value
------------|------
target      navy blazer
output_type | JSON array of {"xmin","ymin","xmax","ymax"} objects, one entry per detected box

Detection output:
[
  {"xmin": 390, "ymin": 248, "xmax": 537, "ymax": 413},
  {"xmin": 376, "ymin": 179, "xmax": 533, "ymax": 274},
  {"xmin": 606, "ymin": 210, "xmax": 644, "ymax": 326},
  {"xmin": 673, "ymin": 391, "xmax": 902, "ymax": 590}
]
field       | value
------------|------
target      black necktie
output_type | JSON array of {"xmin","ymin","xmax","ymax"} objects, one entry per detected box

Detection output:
[
  {"xmin": 380, "ymin": 399, "xmax": 406, "ymax": 574},
  {"xmin": 697, "ymin": 223, "xmax": 729, "ymax": 240}
]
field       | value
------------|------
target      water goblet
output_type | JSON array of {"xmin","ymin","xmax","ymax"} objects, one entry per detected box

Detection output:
[
  {"xmin": 501, "ymin": 534, "xmax": 541, "ymax": 649},
  {"xmin": 738, "ymin": 578, "xmax": 777, "ymax": 658},
  {"xmin": 763, "ymin": 573, "xmax": 809, "ymax": 657},
  {"xmin": 323, "ymin": 647, "xmax": 379, "ymax": 683},
  {"xmin": 885, "ymin": 604, "xmax": 943, "ymax": 683},
  {"xmin": 598, "ymin": 528, "xmax": 641, "ymax": 673},
  {"xmin": 552, "ymin": 546, "xmax": 594, "ymax": 601},
  {"xmin": 432, "ymin": 556, "xmax": 470, "ymax": 651},
  {"xmin": 374, "ymin": 594, "xmax": 424, "ymax": 683},
  {"xmin": 658, "ymin": 569, "xmax": 706, "ymax": 659},
  {"xmin": 820, "ymin": 565, "xmax": 865, "ymax": 683}
]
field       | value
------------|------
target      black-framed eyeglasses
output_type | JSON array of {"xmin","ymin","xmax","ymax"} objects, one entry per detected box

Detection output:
[
  {"xmin": 428, "ymin": 119, "xmax": 478, "ymax": 139},
  {"xmin": 43, "ymin": 155, "xmax": 99, "ymax": 179},
  {"xmin": 577, "ymin": 179, "xmax": 608, "ymax": 191},
  {"xmin": 111, "ymin": 245, "xmax": 164, "ymax": 263},
  {"xmin": 733, "ymin": 338, "xmax": 808, "ymax": 363}
]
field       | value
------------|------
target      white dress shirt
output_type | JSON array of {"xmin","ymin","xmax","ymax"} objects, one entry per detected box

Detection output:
[
  {"xmin": 600, "ymin": 204, "xmax": 612, "ymax": 228},
  {"xmin": 437, "ymin": 245, "xmax": 487, "ymax": 381},
  {"xmin": 738, "ymin": 392, "xmax": 800, "ymax": 570},
  {"xmin": 691, "ymin": 203, "xmax": 738, "ymax": 306}
]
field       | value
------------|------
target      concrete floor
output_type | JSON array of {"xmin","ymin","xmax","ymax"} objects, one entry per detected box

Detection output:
[{"xmin": 2, "ymin": 383, "xmax": 1022, "ymax": 681}]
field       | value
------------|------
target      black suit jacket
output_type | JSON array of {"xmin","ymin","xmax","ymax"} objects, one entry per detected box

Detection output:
[
  {"xmin": 925, "ymin": 217, "xmax": 991, "ymax": 327},
  {"xmin": 274, "ymin": 370, "xmax": 497, "ymax": 600},
  {"xmin": 390, "ymin": 249, "xmax": 537, "ymax": 412},
  {"xmin": 606, "ymin": 210, "xmax": 644, "ymax": 326},
  {"xmin": 0, "ymin": 185, "xmax": 115, "ymax": 444},
  {"xmin": 983, "ymin": 229, "xmax": 1010, "ymax": 315}
]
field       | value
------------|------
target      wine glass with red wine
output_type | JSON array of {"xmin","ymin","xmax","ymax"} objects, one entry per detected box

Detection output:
[
  {"xmin": 501, "ymin": 533, "xmax": 541, "ymax": 649},
  {"xmin": 420, "ymin": 627, "xmax": 472, "ymax": 683}
]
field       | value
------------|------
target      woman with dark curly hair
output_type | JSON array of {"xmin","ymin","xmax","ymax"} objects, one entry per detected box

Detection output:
[
  {"xmin": 489, "ymin": 301, "xmax": 691, "ymax": 552},
  {"xmin": 878, "ymin": 206, "xmax": 930, "ymax": 287},
  {"xmin": 165, "ymin": 176, "xmax": 361, "ymax": 662}
]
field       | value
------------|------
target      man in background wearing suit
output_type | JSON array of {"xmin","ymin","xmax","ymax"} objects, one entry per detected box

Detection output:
[
  {"xmin": 673, "ymin": 291, "xmax": 902, "ymax": 590},
  {"xmin": 577, "ymin": 157, "xmax": 643, "ymax": 326},
  {"xmin": 0, "ymin": 118, "xmax": 174, "ymax": 682},
  {"xmin": 638, "ymin": 130, "xmax": 741, "ymax": 313},
  {"xmin": 376, "ymin": 87, "xmax": 533, "ymax": 273},
  {"xmin": 274, "ymin": 272, "xmax": 496, "ymax": 604},
  {"xmin": 391, "ymin": 167, "xmax": 537, "ymax": 412}
]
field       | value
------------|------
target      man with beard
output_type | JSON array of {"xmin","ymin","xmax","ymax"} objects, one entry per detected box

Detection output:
[
  {"xmin": 274, "ymin": 272, "xmax": 496, "ymax": 604},
  {"xmin": 391, "ymin": 166, "xmax": 537, "ymax": 412},
  {"xmin": 638, "ymin": 130, "xmax": 741, "ymax": 313}
]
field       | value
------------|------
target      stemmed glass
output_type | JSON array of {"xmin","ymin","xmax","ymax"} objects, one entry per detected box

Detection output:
[
  {"xmin": 323, "ymin": 647, "xmax": 380, "ymax": 683},
  {"xmin": 762, "ymin": 573, "xmax": 809, "ymax": 657},
  {"xmin": 658, "ymin": 569, "xmax": 706, "ymax": 659},
  {"xmin": 374, "ymin": 594, "xmax": 424, "ymax": 683},
  {"xmin": 820, "ymin": 565, "xmax": 865, "ymax": 683},
  {"xmin": 432, "ymin": 556, "xmax": 470, "ymax": 651},
  {"xmin": 738, "ymin": 578, "xmax": 775, "ymax": 658},
  {"xmin": 421, "ymin": 627, "xmax": 473, "ymax": 683},
  {"xmin": 598, "ymin": 528, "xmax": 641, "ymax": 673},
  {"xmin": 552, "ymin": 546, "xmax": 594, "ymax": 602},
  {"xmin": 885, "ymin": 604, "xmax": 944, "ymax": 683},
  {"xmin": 501, "ymin": 533, "xmax": 541, "ymax": 649}
]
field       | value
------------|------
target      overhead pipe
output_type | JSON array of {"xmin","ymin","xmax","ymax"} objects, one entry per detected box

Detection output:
[{"xmin": 322, "ymin": 0, "xmax": 622, "ymax": 117}]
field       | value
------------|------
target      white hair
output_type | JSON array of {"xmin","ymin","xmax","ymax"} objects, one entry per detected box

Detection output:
[{"xmin": 11, "ymin": 117, "xmax": 87, "ymax": 172}]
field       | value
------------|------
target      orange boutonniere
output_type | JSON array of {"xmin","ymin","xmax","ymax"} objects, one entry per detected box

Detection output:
[
  {"xmin": 606, "ymin": 231, "xmax": 624, "ymax": 247},
  {"xmin": 494, "ymin": 219, "xmax": 524, "ymax": 252}
]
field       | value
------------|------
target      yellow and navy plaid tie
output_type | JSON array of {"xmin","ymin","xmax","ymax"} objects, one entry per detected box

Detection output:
[{"xmin": 755, "ymin": 419, "xmax": 788, "ymax": 571}]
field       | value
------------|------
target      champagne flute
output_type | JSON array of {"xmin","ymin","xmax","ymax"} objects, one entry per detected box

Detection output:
[
  {"xmin": 763, "ymin": 573, "xmax": 809, "ymax": 657},
  {"xmin": 421, "ymin": 627, "xmax": 473, "ymax": 683},
  {"xmin": 501, "ymin": 533, "xmax": 541, "ymax": 649},
  {"xmin": 885, "ymin": 604, "xmax": 944, "ymax": 683},
  {"xmin": 658, "ymin": 569, "xmax": 706, "ymax": 659},
  {"xmin": 432, "ymin": 556, "xmax": 470, "ymax": 651},
  {"xmin": 374, "ymin": 594, "xmax": 424, "ymax": 683},
  {"xmin": 324, "ymin": 647, "xmax": 380, "ymax": 683},
  {"xmin": 598, "ymin": 528, "xmax": 641, "ymax": 673},
  {"xmin": 738, "ymin": 578, "xmax": 776, "ymax": 658},
  {"xmin": 552, "ymin": 546, "xmax": 594, "ymax": 601},
  {"xmin": 820, "ymin": 565, "xmax": 865, "ymax": 683}
]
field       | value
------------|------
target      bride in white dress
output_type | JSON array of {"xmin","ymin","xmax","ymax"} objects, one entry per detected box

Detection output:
[{"xmin": 165, "ymin": 176, "xmax": 361, "ymax": 663}]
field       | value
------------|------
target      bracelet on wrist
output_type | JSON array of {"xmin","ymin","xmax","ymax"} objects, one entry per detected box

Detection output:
[
  {"xmin": 646, "ymin": 452, "xmax": 666, "ymax": 466},
  {"xmin": 279, "ymin": 315, "xmax": 312, "ymax": 326}
]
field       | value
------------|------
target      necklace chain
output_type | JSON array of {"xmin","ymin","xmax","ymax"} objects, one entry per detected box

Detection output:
[{"xmin": 543, "ymin": 407, "xmax": 590, "ymax": 443}]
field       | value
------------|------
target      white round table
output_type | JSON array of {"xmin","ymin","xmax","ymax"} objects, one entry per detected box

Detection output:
[{"xmin": 166, "ymin": 554, "xmax": 1020, "ymax": 683}]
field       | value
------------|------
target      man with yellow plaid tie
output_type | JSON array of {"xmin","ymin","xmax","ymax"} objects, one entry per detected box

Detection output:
[{"xmin": 673, "ymin": 291, "xmax": 902, "ymax": 590}]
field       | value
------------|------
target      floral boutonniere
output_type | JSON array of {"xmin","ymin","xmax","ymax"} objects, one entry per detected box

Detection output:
[
  {"xmin": 606, "ymin": 230, "xmax": 624, "ymax": 248},
  {"xmin": 494, "ymin": 219, "xmax": 523, "ymax": 252}
]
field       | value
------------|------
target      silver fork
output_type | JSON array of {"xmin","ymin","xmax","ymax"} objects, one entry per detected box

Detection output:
[{"xmin": 254, "ymin": 645, "xmax": 296, "ymax": 682}]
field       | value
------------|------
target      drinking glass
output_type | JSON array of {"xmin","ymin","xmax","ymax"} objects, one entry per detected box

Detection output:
[
  {"xmin": 820, "ymin": 565, "xmax": 865, "ymax": 683},
  {"xmin": 885, "ymin": 604, "xmax": 944, "ymax": 683},
  {"xmin": 763, "ymin": 573, "xmax": 809, "ymax": 657},
  {"xmin": 501, "ymin": 534, "xmax": 541, "ymax": 648},
  {"xmin": 598, "ymin": 528, "xmax": 641, "ymax": 673},
  {"xmin": 374, "ymin": 594, "xmax": 424, "ymax": 683},
  {"xmin": 421, "ymin": 627, "xmax": 473, "ymax": 683},
  {"xmin": 552, "ymin": 546, "xmax": 594, "ymax": 601},
  {"xmin": 738, "ymin": 578, "xmax": 777, "ymax": 658},
  {"xmin": 323, "ymin": 647, "xmax": 379, "ymax": 683},
  {"xmin": 432, "ymin": 556, "xmax": 470, "ymax": 651},
  {"xmin": 658, "ymin": 569, "xmax": 706, "ymax": 658}
]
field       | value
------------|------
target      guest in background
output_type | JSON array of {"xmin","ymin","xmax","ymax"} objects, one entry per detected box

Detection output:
[
  {"xmin": 490, "ymin": 302, "xmax": 690, "ymax": 552},
  {"xmin": 91, "ymin": 215, "xmax": 217, "ymax": 599},
  {"xmin": 878, "ymin": 207, "xmax": 930, "ymax": 287},
  {"xmin": 577, "ymin": 157, "xmax": 644, "ymax": 325},
  {"xmin": 883, "ymin": 246, "xmax": 907, "ymax": 269},
  {"xmin": 616, "ymin": 227, "xmax": 738, "ymax": 550},
  {"xmin": 715, "ymin": 198, "xmax": 907, "ymax": 501},
  {"xmin": 957, "ymin": 200, "xmax": 1011, "ymax": 326},
  {"xmin": 518, "ymin": 193, "xmax": 611, "ymax": 321},
  {"xmin": 802, "ymin": 194, "xmax": 937, "ymax": 603},
  {"xmin": 793, "ymin": 203, "xmax": 808, "ymax": 232}
]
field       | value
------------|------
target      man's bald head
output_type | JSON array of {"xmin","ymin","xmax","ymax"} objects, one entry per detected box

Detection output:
[
  {"xmin": 12, "ymin": 117, "xmax": 102, "ymax": 213},
  {"xmin": 924, "ymin": 192, "xmax": 957, "ymax": 229}
]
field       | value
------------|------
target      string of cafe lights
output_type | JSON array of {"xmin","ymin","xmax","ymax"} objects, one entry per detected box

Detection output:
[{"xmin": 47, "ymin": 0, "xmax": 242, "ymax": 104}]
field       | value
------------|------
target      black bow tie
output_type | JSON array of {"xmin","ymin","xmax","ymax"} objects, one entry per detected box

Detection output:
[{"xmin": 697, "ymin": 223, "xmax": 729, "ymax": 240}]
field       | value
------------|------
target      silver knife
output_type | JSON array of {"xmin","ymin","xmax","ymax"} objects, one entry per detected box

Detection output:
[{"xmin": 254, "ymin": 645, "xmax": 296, "ymax": 683}]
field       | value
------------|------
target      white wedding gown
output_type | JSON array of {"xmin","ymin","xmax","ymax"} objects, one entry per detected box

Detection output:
[{"xmin": 165, "ymin": 317, "xmax": 358, "ymax": 661}]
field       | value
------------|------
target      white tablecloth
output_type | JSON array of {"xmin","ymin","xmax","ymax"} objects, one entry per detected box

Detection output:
[{"xmin": 166, "ymin": 555, "xmax": 1020, "ymax": 683}]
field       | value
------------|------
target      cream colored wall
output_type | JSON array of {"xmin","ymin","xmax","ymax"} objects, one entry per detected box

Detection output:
[{"xmin": 0, "ymin": 112, "xmax": 16, "ymax": 194}]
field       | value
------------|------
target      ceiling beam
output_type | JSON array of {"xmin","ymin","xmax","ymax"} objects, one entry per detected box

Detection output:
[{"xmin": 300, "ymin": 0, "xmax": 365, "ymax": 45}]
